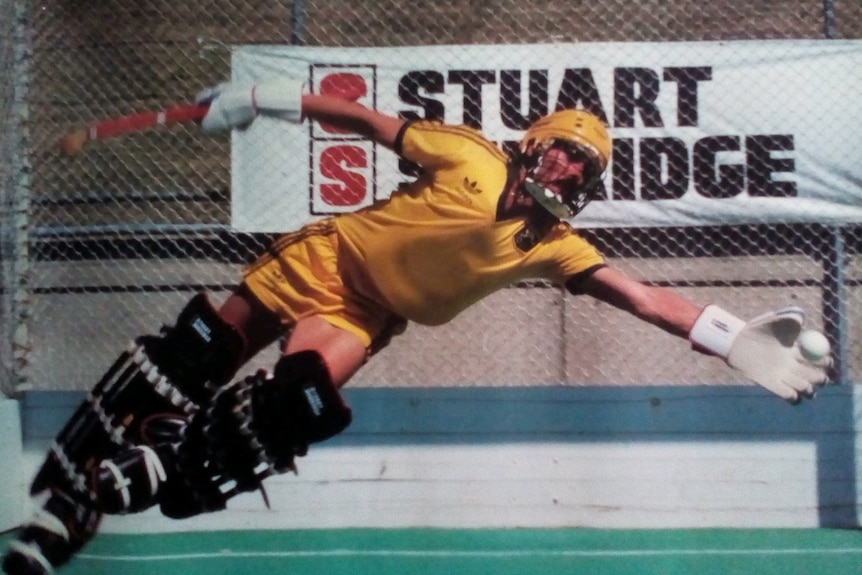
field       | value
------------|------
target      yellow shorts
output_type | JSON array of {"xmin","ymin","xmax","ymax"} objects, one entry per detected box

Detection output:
[{"xmin": 242, "ymin": 219, "xmax": 397, "ymax": 348}]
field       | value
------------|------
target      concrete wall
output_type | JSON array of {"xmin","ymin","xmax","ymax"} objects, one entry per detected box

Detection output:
[{"xmin": 23, "ymin": 253, "xmax": 851, "ymax": 391}]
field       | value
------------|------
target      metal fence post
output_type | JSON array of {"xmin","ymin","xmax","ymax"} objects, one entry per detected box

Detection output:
[
  {"xmin": 822, "ymin": 0, "xmax": 836, "ymax": 39},
  {"xmin": 291, "ymin": 0, "xmax": 306, "ymax": 46},
  {"xmin": 823, "ymin": 226, "xmax": 849, "ymax": 384}
]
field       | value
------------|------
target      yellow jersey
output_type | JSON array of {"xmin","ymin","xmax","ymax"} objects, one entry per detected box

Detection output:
[{"xmin": 334, "ymin": 120, "xmax": 605, "ymax": 326}]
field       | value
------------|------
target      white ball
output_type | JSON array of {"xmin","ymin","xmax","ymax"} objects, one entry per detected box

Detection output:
[{"xmin": 797, "ymin": 330, "xmax": 830, "ymax": 362}]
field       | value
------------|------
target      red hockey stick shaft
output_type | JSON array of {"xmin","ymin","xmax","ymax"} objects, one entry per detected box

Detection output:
[
  {"xmin": 90, "ymin": 103, "xmax": 210, "ymax": 139},
  {"xmin": 60, "ymin": 103, "xmax": 210, "ymax": 154}
]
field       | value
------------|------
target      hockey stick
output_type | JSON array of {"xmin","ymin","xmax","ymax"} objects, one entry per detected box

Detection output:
[{"xmin": 59, "ymin": 103, "xmax": 210, "ymax": 155}]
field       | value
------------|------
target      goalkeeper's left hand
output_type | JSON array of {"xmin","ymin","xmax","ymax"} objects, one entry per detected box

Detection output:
[{"xmin": 689, "ymin": 305, "xmax": 831, "ymax": 403}]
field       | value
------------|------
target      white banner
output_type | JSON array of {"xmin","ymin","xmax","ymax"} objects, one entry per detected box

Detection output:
[{"xmin": 230, "ymin": 41, "xmax": 862, "ymax": 232}]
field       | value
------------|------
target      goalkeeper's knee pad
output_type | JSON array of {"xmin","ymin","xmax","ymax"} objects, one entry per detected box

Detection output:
[{"xmin": 158, "ymin": 350, "xmax": 352, "ymax": 519}]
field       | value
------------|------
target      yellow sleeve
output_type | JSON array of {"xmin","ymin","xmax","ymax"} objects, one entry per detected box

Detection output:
[
  {"xmin": 546, "ymin": 229, "xmax": 606, "ymax": 285},
  {"xmin": 397, "ymin": 120, "xmax": 507, "ymax": 170}
]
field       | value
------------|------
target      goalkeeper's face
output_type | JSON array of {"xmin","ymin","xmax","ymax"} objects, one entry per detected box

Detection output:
[{"xmin": 524, "ymin": 141, "xmax": 602, "ymax": 219}]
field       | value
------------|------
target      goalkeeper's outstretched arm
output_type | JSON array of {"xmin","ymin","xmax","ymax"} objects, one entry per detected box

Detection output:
[
  {"xmin": 577, "ymin": 266, "xmax": 701, "ymax": 338},
  {"xmin": 577, "ymin": 266, "xmax": 830, "ymax": 403}
]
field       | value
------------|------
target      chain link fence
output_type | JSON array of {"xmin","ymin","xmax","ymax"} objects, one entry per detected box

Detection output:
[
  {"xmin": 1, "ymin": 0, "xmax": 861, "ymax": 395},
  {"xmin": 0, "ymin": 0, "xmax": 25, "ymax": 397}
]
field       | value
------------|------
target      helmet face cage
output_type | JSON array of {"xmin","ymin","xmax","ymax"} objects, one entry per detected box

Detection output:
[{"xmin": 526, "ymin": 138, "xmax": 605, "ymax": 218}]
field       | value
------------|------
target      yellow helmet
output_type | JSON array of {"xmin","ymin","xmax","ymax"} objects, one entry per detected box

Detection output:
[
  {"xmin": 519, "ymin": 109, "xmax": 612, "ymax": 219},
  {"xmin": 520, "ymin": 109, "xmax": 612, "ymax": 172}
]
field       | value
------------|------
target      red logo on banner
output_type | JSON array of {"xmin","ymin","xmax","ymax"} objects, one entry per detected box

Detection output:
[
  {"xmin": 318, "ymin": 145, "xmax": 368, "ymax": 206},
  {"xmin": 310, "ymin": 65, "xmax": 377, "ymax": 213},
  {"xmin": 318, "ymin": 73, "xmax": 367, "ymax": 135}
]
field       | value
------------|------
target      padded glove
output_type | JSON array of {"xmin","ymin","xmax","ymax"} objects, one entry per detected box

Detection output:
[
  {"xmin": 196, "ymin": 78, "xmax": 305, "ymax": 133},
  {"xmin": 689, "ymin": 305, "xmax": 830, "ymax": 403}
]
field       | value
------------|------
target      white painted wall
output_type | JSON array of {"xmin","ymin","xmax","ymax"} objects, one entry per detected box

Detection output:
[{"xmin": 94, "ymin": 441, "xmax": 825, "ymax": 533}]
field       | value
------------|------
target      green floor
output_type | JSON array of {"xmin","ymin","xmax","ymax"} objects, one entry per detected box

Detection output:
[{"xmin": 5, "ymin": 528, "xmax": 861, "ymax": 575}]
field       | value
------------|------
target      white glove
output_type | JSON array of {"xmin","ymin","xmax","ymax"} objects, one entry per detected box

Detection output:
[
  {"xmin": 689, "ymin": 305, "xmax": 830, "ymax": 403},
  {"xmin": 195, "ymin": 78, "xmax": 306, "ymax": 133}
]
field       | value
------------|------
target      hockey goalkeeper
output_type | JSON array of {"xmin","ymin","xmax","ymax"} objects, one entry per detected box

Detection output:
[{"xmin": 2, "ymin": 79, "xmax": 831, "ymax": 575}]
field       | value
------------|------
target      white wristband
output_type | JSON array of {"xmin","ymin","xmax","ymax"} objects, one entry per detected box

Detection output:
[
  {"xmin": 253, "ymin": 78, "xmax": 306, "ymax": 124},
  {"xmin": 688, "ymin": 304, "xmax": 746, "ymax": 358}
]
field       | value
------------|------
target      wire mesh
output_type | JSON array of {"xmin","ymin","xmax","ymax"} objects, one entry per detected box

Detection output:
[{"xmin": 1, "ymin": 0, "xmax": 860, "ymax": 393}]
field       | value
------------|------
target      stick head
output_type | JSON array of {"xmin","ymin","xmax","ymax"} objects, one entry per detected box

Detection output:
[{"xmin": 60, "ymin": 129, "xmax": 88, "ymax": 155}]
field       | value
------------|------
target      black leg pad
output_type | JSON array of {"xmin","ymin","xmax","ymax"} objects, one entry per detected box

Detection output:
[
  {"xmin": 2, "ymin": 491, "xmax": 101, "ymax": 575},
  {"xmin": 157, "ymin": 351, "xmax": 351, "ymax": 519}
]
